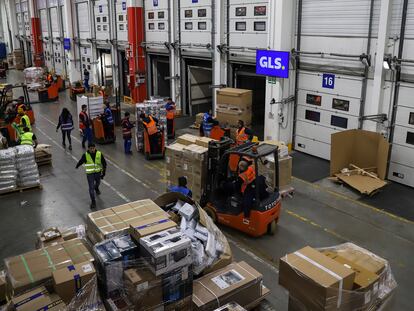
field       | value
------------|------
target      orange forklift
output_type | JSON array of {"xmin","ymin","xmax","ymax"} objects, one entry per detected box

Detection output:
[
  {"xmin": 143, "ymin": 124, "xmax": 165, "ymax": 160},
  {"xmin": 201, "ymin": 138, "xmax": 281, "ymax": 237}
]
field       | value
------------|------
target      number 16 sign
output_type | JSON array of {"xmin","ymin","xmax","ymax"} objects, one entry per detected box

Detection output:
[{"xmin": 322, "ymin": 73, "xmax": 335, "ymax": 89}]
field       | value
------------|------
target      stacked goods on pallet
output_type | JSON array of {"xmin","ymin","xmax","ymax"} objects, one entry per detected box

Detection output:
[
  {"xmin": 215, "ymin": 88, "xmax": 252, "ymax": 138},
  {"xmin": 279, "ymin": 243, "xmax": 397, "ymax": 311},
  {"xmin": 35, "ymin": 225, "xmax": 85, "ymax": 249},
  {"xmin": 0, "ymin": 148, "xmax": 17, "ymax": 193},
  {"xmin": 76, "ymin": 94, "xmax": 103, "ymax": 128},
  {"xmin": 258, "ymin": 140, "xmax": 292, "ymax": 190},
  {"xmin": 15, "ymin": 145, "xmax": 40, "ymax": 188},
  {"xmin": 23, "ymin": 67, "xmax": 45, "ymax": 90},
  {"xmin": 34, "ymin": 144, "xmax": 52, "ymax": 166},
  {"xmin": 135, "ymin": 99, "xmax": 167, "ymax": 152},
  {"xmin": 12, "ymin": 50, "xmax": 25, "ymax": 70},
  {"xmin": 165, "ymin": 134, "xmax": 215, "ymax": 202}
]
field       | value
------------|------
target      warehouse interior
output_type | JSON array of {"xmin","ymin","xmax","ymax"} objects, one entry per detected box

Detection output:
[{"xmin": 0, "ymin": 0, "xmax": 414, "ymax": 310}]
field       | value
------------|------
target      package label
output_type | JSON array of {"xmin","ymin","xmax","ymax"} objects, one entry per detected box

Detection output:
[
  {"xmin": 82, "ymin": 264, "xmax": 93, "ymax": 273},
  {"xmin": 211, "ymin": 270, "xmax": 245, "ymax": 290},
  {"xmin": 136, "ymin": 281, "xmax": 148, "ymax": 292}
]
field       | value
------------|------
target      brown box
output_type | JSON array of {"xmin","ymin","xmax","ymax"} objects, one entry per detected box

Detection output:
[
  {"xmin": 129, "ymin": 217, "xmax": 176, "ymax": 241},
  {"xmin": 279, "ymin": 246, "xmax": 355, "ymax": 311},
  {"xmin": 192, "ymin": 261, "xmax": 262, "ymax": 310},
  {"xmin": 12, "ymin": 286, "xmax": 65, "ymax": 311},
  {"xmin": 0, "ymin": 270, "xmax": 6, "ymax": 302},
  {"xmin": 87, "ymin": 200, "xmax": 170, "ymax": 242},
  {"xmin": 124, "ymin": 268, "xmax": 163, "ymax": 309},
  {"xmin": 217, "ymin": 88, "xmax": 252, "ymax": 110},
  {"xmin": 331, "ymin": 130, "xmax": 390, "ymax": 195},
  {"xmin": 36, "ymin": 227, "xmax": 64, "ymax": 249},
  {"xmin": 195, "ymin": 113, "xmax": 204, "ymax": 126},
  {"xmin": 5, "ymin": 238, "xmax": 93, "ymax": 294},
  {"xmin": 195, "ymin": 137, "xmax": 216, "ymax": 148},
  {"xmin": 177, "ymin": 134, "xmax": 199, "ymax": 146},
  {"xmin": 53, "ymin": 261, "xmax": 96, "ymax": 304},
  {"xmin": 166, "ymin": 143, "xmax": 186, "ymax": 165},
  {"xmin": 216, "ymin": 107, "xmax": 252, "ymax": 128}
]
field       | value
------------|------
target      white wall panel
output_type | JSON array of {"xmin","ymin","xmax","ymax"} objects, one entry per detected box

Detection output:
[
  {"xmin": 76, "ymin": 2, "xmax": 90, "ymax": 40},
  {"xmin": 180, "ymin": 0, "xmax": 211, "ymax": 46},
  {"xmin": 115, "ymin": 0, "xmax": 127, "ymax": 42},
  {"xmin": 50, "ymin": 7, "xmax": 59, "ymax": 37},
  {"xmin": 40, "ymin": 9, "xmax": 49, "ymax": 35},
  {"xmin": 94, "ymin": 0, "xmax": 110, "ymax": 41},
  {"xmin": 295, "ymin": 135, "xmax": 331, "ymax": 160},
  {"xmin": 53, "ymin": 41, "xmax": 64, "ymax": 74}
]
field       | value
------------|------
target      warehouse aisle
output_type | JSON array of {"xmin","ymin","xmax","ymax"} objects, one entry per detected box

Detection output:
[{"xmin": 1, "ymin": 71, "xmax": 414, "ymax": 310}]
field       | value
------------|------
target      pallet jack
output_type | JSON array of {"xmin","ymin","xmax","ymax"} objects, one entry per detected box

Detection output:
[
  {"xmin": 143, "ymin": 125, "xmax": 165, "ymax": 160},
  {"xmin": 201, "ymin": 138, "xmax": 282, "ymax": 237},
  {"xmin": 92, "ymin": 117, "xmax": 116, "ymax": 144}
]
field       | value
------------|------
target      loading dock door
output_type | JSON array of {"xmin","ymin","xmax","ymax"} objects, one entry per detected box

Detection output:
[
  {"xmin": 98, "ymin": 49, "xmax": 113, "ymax": 86},
  {"xmin": 235, "ymin": 70, "xmax": 266, "ymax": 140},
  {"xmin": 187, "ymin": 65, "xmax": 212, "ymax": 115},
  {"xmin": 294, "ymin": 71, "xmax": 362, "ymax": 160},
  {"xmin": 388, "ymin": 83, "xmax": 414, "ymax": 187},
  {"xmin": 151, "ymin": 57, "xmax": 170, "ymax": 97}
]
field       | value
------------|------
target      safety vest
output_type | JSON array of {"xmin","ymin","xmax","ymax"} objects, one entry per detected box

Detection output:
[
  {"xmin": 20, "ymin": 115, "xmax": 32, "ymax": 132},
  {"xmin": 166, "ymin": 103, "xmax": 175, "ymax": 120},
  {"xmin": 239, "ymin": 165, "xmax": 256, "ymax": 194},
  {"xmin": 47, "ymin": 74, "xmax": 52, "ymax": 82},
  {"xmin": 79, "ymin": 111, "xmax": 89, "ymax": 130},
  {"xmin": 105, "ymin": 107, "xmax": 114, "ymax": 125},
  {"xmin": 143, "ymin": 116, "xmax": 158, "ymax": 135},
  {"xmin": 84, "ymin": 151, "xmax": 102, "ymax": 174},
  {"xmin": 236, "ymin": 127, "xmax": 249, "ymax": 145},
  {"xmin": 168, "ymin": 185, "xmax": 191, "ymax": 197},
  {"xmin": 60, "ymin": 115, "xmax": 74, "ymax": 131},
  {"xmin": 20, "ymin": 132, "xmax": 34, "ymax": 145},
  {"xmin": 210, "ymin": 125, "xmax": 225, "ymax": 140},
  {"xmin": 203, "ymin": 113, "xmax": 213, "ymax": 132}
]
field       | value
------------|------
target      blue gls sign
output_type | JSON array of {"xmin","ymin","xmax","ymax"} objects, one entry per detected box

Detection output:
[
  {"xmin": 63, "ymin": 38, "xmax": 71, "ymax": 51},
  {"xmin": 322, "ymin": 73, "xmax": 335, "ymax": 89},
  {"xmin": 256, "ymin": 50, "xmax": 290, "ymax": 79}
]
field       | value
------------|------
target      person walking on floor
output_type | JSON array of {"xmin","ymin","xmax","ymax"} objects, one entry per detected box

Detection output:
[
  {"xmin": 79, "ymin": 104, "xmax": 93, "ymax": 148},
  {"xmin": 121, "ymin": 112, "xmax": 134, "ymax": 154},
  {"xmin": 56, "ymin": 108, "xmax": 74, "ymax": 150},
  {"xmin": 76, "ymin": 143, "xmax": 107, "ymax": 209}
]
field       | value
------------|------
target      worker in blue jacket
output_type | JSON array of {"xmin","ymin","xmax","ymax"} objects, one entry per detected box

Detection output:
[
  {"xmin": 202, "ymin": 109, "xmax": 214, "ymax": 137},
  {"xmin": 103, "ymin": 102, "xmax": 114, "ymax": 139},
  {"xmin": 168, "ymin": 176, "xmax": 192, "ymax": 198}
]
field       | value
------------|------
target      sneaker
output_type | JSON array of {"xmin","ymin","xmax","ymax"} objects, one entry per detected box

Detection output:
[
  {"xmin": 242, "ymin": 218, "xmax": 250, "ymax": 225},
  {"xmin": 62, "ymin": 143, "xmax": 66, "ymax": 148},
  {"xmin": 95, "ymin": 188, "xmax": 101, "ymax": 195},
  {"xmin": 90, "ymin": 200, "xmax": 96, "ymax": 209},
  {"xmin": 69, "ymin": 145, "xmax": 72, "ymax": 150}
]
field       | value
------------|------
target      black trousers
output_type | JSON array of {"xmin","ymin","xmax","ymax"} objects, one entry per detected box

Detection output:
[
  {"xmin": 167, "ymin": 119, "xmax": 174, "ymax": 138},
  {"xmin": 87, "ymin": 172, "xmax": 101, "ymax": 201},
  {"xmin": 61, "ymin": 130, "xmax": 72, "ymax": 145}
]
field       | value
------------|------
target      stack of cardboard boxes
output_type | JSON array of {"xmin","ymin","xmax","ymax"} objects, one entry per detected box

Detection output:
[
  {"xmin": 258, "ymin": 140, "xmax": 292, "ymax": 190},
  {"xmin": 279, "ymin": 244, "xmax": 396, "ymax": 311},
  {"xmin": 215, "ymin": 88, "xmax": 252, "ymax": 139},
  {"xmin": 12, "ymin": 50, "xmax": 24, "ymax": 70},
  {"xmin": 166, "ymin": 134, "xmax": 215, "ymax": 202}
]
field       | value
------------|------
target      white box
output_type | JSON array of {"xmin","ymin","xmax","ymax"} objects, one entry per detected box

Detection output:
[{"xmin": 139, "ymin": 228, "xmax": 192, "ymax": 276}]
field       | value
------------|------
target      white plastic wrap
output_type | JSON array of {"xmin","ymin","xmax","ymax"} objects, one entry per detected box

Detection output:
[
  {"xmin": 23, "ymin": 67, "xmax": 45, "ymax": 90},
  {"xmin": 14, "ymin": 145, "xmax": 40, "ymax": 187},
  {"xmin": 0, "ymin": 148, "xmax": 17, "ymax": 193}
]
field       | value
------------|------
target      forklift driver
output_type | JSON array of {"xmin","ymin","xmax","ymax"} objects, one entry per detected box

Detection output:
[
  {"xmin": 141, "ymin": 112, "xmax": 160, "ymax": 154},
  {"xmin": 237, "ymin": 160, "xmax": 256, "ymax": 219}
]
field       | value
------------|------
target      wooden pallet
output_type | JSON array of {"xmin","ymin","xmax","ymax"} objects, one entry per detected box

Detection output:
[
  {"xmin": 0, "ymin": 184, "xmax": 42, "ymax": 195},
  {"xmin": 280, "ymin": 185, "xmax": 295, "ymax": 198},
  {"xmin": 35, "ymin": 150, "xmax": 52, "ymax": 166}
]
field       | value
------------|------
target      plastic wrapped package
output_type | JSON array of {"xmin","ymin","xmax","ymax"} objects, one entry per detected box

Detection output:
[
  {"xmin": 23, "ymin": 67, "xmax": 45, "ymax": 90},
  {"xmin": 65, "ymin": 276, "xmax": 105, "ymax": 311},
  {"xmin": 0, "ymin": 148, "xmax": 17, "ymax": 193},
  {"xmin": 154, "ymin": 192, "xmax": 232, "ymax": 276},
  {"xmin": 14, "ymin": 145, "xmax": 40, "ymax": 187},
  {"xmin": 103, "ymin": 258, "xmax": 193, "ymax": 311},
  {"xmin": 35, "ymin": 224, "xmax": 86, "ymax": 248},
  {"xmin": 279, "ymin": 243, "xmax": 398, "ymax": 311}
]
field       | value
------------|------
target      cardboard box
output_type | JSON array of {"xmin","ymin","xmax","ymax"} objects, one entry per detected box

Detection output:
[
  {"xmin": 53, "ymin": 261, "xmax": 96, "ymax": 304},
  {"xmin": 279, "ymin": 246, "xmax": 355, "ymax": 311},
  {"xmin": 214, "ymin": 302, "xmax": 247, "ymax": 311},
  {"xmin": 261, "ymin": 140, "xmax": 289, "ymax": 158},
  {"xmin": 331, "ymin": 130, "xmax": 390, "ymax": 195},
  {"xmin": 192, "ymin": 261, "xmax": 263, "ymax": 310},
  {"xmin": 0, "ymin": 270, "xmax": 6, "ymax": 303},
  {"xmin": 195, "ymin": 137, "xmax": 216, "ymax": 148},
  {"xmin": 140, "ymin": 228, "xmax": 192, "ymax": 276},
  {"xmin": 195, "ymin": 113, "xmax": 204, "ymax": 126},
  {"xmin": 177, "ymin": 134, "xmax": 199, "ymax": 146},
  {"xmin": 105, "ymin": 295, "xmax": 133, "ymax": 311},
  {"xmin": 12, "ymin": 286, "xmax": 65, "ymax": 311},
  {"xmin": 5, "ymin": 238, "xmax": 93, "ymax": 294},
  {"xmin": 87, "ymin": 200, "xmax": 171, "ymax": 242},
  {"xmin": 124, "ymin": 268, "xmax": 163, "ymax": 309},
  {"xmin": 217, "ymin": 88, "xmax": 252, "ymax": 110},
  {"xmin": 216, "ymin": 108, "xmax": 252, "ymax": 128}
]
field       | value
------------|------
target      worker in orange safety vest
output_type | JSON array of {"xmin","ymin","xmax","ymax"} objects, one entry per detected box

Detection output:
[
  {"xmin": 165, "ymin": 98, "xmax": 176, "ymax": 139},
  {"xmin": 237, "ymin": 160, "xmax": 256, "ymax": 220},
  {"xmin": 236, "ymin": 120, "xmax": 253, "ymax": 145},
  {"xmin": 140, "ymin": 113, "xmax": 160, "ymax": 154}
]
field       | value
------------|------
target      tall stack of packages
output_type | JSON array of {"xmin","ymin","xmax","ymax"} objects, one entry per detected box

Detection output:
[
  {"xmin": 12, "ymin": 49, "xmax": 25, "ymax": 70},
  {"xmin": 15, "ymin": 145, "xmax": 40, "ymax": 187},
  {"xmin": 258, "ymin": 141, "xmax": 292, "ymax": 191},
  {"xmin": 135, "ymin": 98, "xmax": 167, "ymax": 152},
  {"xmin": 0, "ymin": 148, "xmax": 17, "ymax": 193},
  {"xmin": 215, "ymin": 88, "xmax": 252, "ymax": 139},
  {"xmin": 165, "ymin": 134, "xmax": 212, "ymax": 202}
]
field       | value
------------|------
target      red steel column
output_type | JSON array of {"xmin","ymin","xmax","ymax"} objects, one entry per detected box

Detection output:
[
  {"xmin": 127, "ymin": 0, "xmax": 146, "ymax": 103},
  {"xmin": 31, "ymin": 17, "xmax": 43, "ymax": 67}
]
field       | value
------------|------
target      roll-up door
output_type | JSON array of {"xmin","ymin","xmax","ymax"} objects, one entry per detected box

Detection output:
[
  {"xmin": 294, "ymin": 71, "xmax": 362, "ymax": 160},
  {"xmin": 94, "ymin": 0, "xmax": 109, "ymax": 41},
  {"xmin": 76, "ymin": 2, "xmax": 90, "ymax": 40},
  {"xmin": 40, "ymin": 8, "xmax": 53, "ymax": 70}
]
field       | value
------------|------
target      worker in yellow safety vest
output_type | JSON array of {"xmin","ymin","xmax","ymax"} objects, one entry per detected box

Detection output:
[
  {"xmin": 17, "ymin": 106, "xmax": 32, "ymax": 134},
  {"xmin": 19, "ymin": 127, "xmax": 38, "ymax": 147},
  {"xmin": 76, "ymin": 143, "xmax": 107, "ymax": 209}
]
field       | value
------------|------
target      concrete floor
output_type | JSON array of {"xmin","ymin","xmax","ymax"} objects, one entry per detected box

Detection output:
[{"xmin": 1, "ymin": 70, "xmax": 414, "ymax": 310}]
